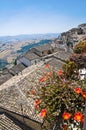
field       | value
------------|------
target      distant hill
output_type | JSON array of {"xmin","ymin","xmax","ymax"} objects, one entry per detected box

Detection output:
[{"xmin": 0, "ymin": 33, "xmax": 59, "ymax": 43}]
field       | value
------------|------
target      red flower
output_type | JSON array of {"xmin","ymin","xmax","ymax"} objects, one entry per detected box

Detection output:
[
  {"xmin": 30, "ymin": 89, "xmax": 35, "ymax": 95},
  {"xmin": 39, "ymin": 77, "xmax": 44, "ymax": 82},
  {"xmin": 34, "ymin": 99, "xmax": 41, "ymax": 109},
  {"xmin": 35, "ymin": 99, "xmax": 40, "ymax": 105},
  {"xmin": 82, "ymin": 92, "xmax": 86, "ymax": 98},
  {"xmin": 40, "ymin": 109, "xmax": 47, "ymax": 118},
  {"xmin": 74, "ymin": 88, "xmax": 82, "ymax": 94},
  {"xmin": 62, "ymin": 112, "xmax": 71, "ymax": 120},
  {"xmin": 45, "ymin": 64, "xmax": 50, "ymax": 68},
  {"xmin": 58, "ymin": 70, "xmax": 63, "ymax": 76},
  {"xmin": 74, "ymin": 112, "xmax": 83, "ymax": 122}
]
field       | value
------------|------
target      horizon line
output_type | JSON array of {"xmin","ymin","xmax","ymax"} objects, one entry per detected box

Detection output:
[{"xmin": 0, "ymin": 32, "xmax": 60, "ymax": 37}]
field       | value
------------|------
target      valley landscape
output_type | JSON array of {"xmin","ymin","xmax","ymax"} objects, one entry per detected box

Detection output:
[
  {"xmin": 0, "ymin": 33, "xmax": 58, "ymax": 69},
  {"xmin": 0, "ymin": 0, "xmax": 86, "ymax": 130}
]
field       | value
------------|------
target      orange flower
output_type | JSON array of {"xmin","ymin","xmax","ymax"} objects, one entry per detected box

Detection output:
[
  {"xmin": 30, "ymin": 89, "xmax": 35, "ymax": 95},
  {"xmin": 45, "ymin": 64, "xmax": 50, "ymax": 68},
  {"xmin": 39, "ymin": 77, "xmax": 44, "ymax": 82},
  {"xmin": 62, "ymin": 112, "xmax": 71, "ymax": 120},
  {"xmin": 74, "ymin": 88, "xmax": 82, "ymax": 94},
  {"xmin": 58, "ymin": 70, "xmax": 63, "ymax": 76},
  {"xmin": 82, "ymin": 92, "xmax": 86, "ymax": 98},
  {"xmin": 40, "ymin": 109, "xmax": 47, "ymax": 118},
  {"xmin": 74, "ymin": 112, "xmax": 83, "ymax": 122},
  {"xmin": 34, "ymin": 99, "xmax": 41, "ymax": 109}
]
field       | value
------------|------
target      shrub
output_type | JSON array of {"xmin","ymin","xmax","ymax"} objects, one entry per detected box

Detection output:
[
  {"xmin": 70, "ymin": 53, "xmax": 86, "ymax": 69},
  {"xmin": 62, "ymin": 61, "xmax": 78, "ymax": 79},
  {"xmin": 74, "ymin": 41, "xmax": 86, "ymax": 54}
]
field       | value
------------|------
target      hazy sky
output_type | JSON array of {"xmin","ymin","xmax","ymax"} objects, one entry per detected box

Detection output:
[{"xmin": 0, "ymin": 0, "xmax": 86, "ymax": 36}]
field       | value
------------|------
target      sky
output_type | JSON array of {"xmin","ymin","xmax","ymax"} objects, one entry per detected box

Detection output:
[{"xmin": 0, "ymin": 0, "xmax": 86, "ymax": 36}]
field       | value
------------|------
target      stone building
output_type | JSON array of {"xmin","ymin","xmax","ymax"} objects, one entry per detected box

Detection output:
[
  {"xmin": 33, "ymin": 44, "xmax": 54, "ymax": 57},
  {"xmin": 69, "ymin": 28, "xmax": 83, "ymax": 35},
  {"xmin": 78, "ymin": 23, "xmax": 86, "ymax": 34},
  {"xmin": 9, "ymin": 63, "xmax": 26, "ymax": 75},
  {"xmin": 16, "ymin": 52, "xmax": 41, "ymax": 67},
  {"xmin": 16, "ymin": 43, "xmax": 55, "ymax": 67}
]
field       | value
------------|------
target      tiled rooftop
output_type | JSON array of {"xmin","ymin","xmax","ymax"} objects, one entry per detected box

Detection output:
[
  {"xmin": 0, "ymin": 49, "xmax": 70, "ymax": 123},
  {"xmin": 0, "ymin": 114, "xmax": 23, "ymax": 130},
  {"xmin": 0, "ymin": 62, "xmax": 51, "ymax": 123}
]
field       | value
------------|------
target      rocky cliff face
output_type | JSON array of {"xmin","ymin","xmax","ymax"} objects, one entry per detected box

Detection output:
[{"xmin": 55, "ymin": 23, "xmax": 86, "ymax": 46}]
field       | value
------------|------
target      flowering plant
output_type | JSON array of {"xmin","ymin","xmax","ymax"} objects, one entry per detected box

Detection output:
[{"xmin": 33, "ymin": 62, "xmax": 86, "ymax": 130}]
